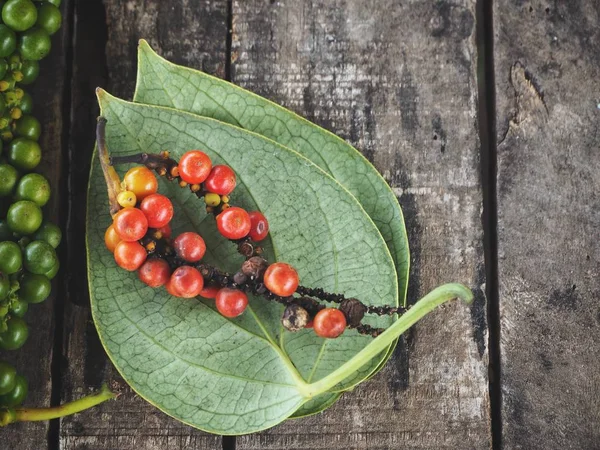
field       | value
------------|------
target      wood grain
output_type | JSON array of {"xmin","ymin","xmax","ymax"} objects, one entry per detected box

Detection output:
[
  {"xmin": 232, "ymin": 1, "xmax": 489, "ymax": 448},
  {"xmin": 495, "ymin": 1, "xmax": 600, "ymax": 448},
  {"xmin": 58, "ymin": 0, "xmax": 227, "ymax": 448},
  {"xmin": 3, "ymin": 1, "xmax": 73, "ymax": 448}
]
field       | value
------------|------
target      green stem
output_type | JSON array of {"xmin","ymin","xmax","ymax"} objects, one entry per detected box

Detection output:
[
  {"xmin": 0, "ymin": 384, "xmax": 117, "ymax": 426},
  {"xmin": 301, "ymin": 283, "xmax": 473, "ymax": 397}
]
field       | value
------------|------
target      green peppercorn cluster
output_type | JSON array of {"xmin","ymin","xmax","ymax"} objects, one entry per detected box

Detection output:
[
  {"xmin": 0, "ymin": 0, "xmax": 62, "ymax": 350},
  {"xmin": 0, "ymin": 360, "xmax": 27, "ymax": 408}
]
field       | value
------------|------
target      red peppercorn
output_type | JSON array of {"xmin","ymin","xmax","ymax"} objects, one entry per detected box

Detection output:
[
  {"xmin": 173, "ymin": 232, "xmax": 206, "ymax": 262},
  {"xmin": 263, "ymin": 262, "xmax": 299, "ymax": 297},
  {"xmin": 199, "ymin": 284, "xmax": 220, "ymax": 299},
  {"xmin": 104, "ymin": 224, "xmax": 121, "ymax": 252},
  {"xmin": 114, "ymin": 241, "xmax": 147, "ymax": 271},
  {"xmin": 112, "ymin": 207, "xmax": 148, "ymax": 242},
  {"xmin": 204, "ymin": 165, "xmax": 236, "ymax": 195},
  {"xmin": 248, "ymin": 211, "xmax": 269, "ymax": 242},
  {"xmin": 138, "ymin": 258, "xmax": 171, "ymax": 288},
  {"xmin": 313, "ymin": 308, "xmax": 346, "ymax": 338},
  {"xmin": 140, "ymin": 193, "xmax": 174, "ymax": 229},
  {"xmin": 165, "ymin": 278, "xmax": 183, "ymax": 297},
  {"xmin": 215, "ymin": 288, "xmax": 248, "ymax": 318},
  {"xmin": 179, "ymin": 150, "xmax": 212, "ymax": 184},
  {"xmin": 216, "ymin": 207, "xmax": 251, "ymax": 240},
  {"xmin": 168, "ymin": 266, "xmax": 204, "ymax": 298},
  {"xmin": 123, "ymin": 166, "xmax": 158, "ymax": 201}
]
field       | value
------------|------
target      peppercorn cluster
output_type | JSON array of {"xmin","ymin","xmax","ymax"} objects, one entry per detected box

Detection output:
[
  {"xmin": 102, "ymin": 134, "xmax": 402, "ymax": 338},
  {"xmin": 0, "ymin": 0, "xmax": 64, "ymax": 411}
]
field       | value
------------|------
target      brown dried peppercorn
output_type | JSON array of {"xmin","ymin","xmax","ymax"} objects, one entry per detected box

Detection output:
[
  {"xmin": 281, "ymin": 304, "xmax": 310, "ymax": 332},
  {"xmin": 339, "ymin": 298, "xmax": 367, "ymax": 328},
  {"xmin": 241, "ymin": 256, "xmax": 269, "ymax": 279},
  {"xmin": 233, "ymin": 271, "xmax": 248, "ymax": 285},
  {"xmin": 238, "ymin": 240, "xmax": 254, "ymax": 257}
]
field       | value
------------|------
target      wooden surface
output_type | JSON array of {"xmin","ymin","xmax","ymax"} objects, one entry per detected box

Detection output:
[
  {"xmin": 231, "ymin": 1, "xmax": 488, "ymax": 448},
  {"xmin": 5, "ymin": 0, "xmax": 599, "ymax": 449},
  {"xmin": 495, "ymin": 1, "xmax": 600, "ymax": 449},
  {"xmin": 2, "ymin": 0, "xmax": 73, "ymax": 447}
]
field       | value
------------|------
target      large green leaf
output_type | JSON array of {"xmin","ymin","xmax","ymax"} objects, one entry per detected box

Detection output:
[
  {"xmin": 133, "ymin": 41, "xmax": 403, "ymax": 415},
  {"xmin": 133, "ymin": 41, "xmax": 409, "ymax": 307},
  {"xmin": 89, "ymin": 91, "xmax": 474, "ymax": 434},
  {"xmin": 90, "ymin": 91, "xmax": 399, "ymax": 434}
]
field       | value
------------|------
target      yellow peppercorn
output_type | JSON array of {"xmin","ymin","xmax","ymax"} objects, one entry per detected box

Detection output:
[
  {"xmin": 206, "ymin": 206, "xmax": 214, "ymax": 214},
  {"xmin": 5, "ymin": 92, "xmax": 17, "ymax": 104},
  {"xmin": 117, "ymin": 190, "xmax": 137, "ymax": 208},
  {"xmin": 204, "ymin": 193, "xmax": 221, "ymax": 207},
  {"xmin": 221, "ymin": 195, "xmax": 230, "ymax": 203},
  {"xmin": 12, "ymin": 71, "xmax": 23, "ymax": 82},
  {"xmin": 0, "ymin": 81, "xmax": 10, "ymax": 92},
  {"xmin": 14, "ymin": 88, "xmax": 23, "ymax": 99},
  {"xmin": 10, "ymin": 108, "xmax": 22, "ymax": 120}
]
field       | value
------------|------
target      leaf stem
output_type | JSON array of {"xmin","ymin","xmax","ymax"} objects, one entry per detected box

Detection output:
[
  {"xmin": 96, "ymin": 116, "xmax": 123, "ymax": 216},
  {"xmin": 0, "ymin": 383, "xmax": 117, "ymax": 426},
  {"xmin": 300, "ymin": 283, "xmax": 473, "ymax": 398}
]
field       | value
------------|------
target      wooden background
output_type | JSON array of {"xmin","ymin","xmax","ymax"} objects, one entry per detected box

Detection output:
[{"xmin": 3, "ymin": 0, "xmax": 599, "ymax": 449}]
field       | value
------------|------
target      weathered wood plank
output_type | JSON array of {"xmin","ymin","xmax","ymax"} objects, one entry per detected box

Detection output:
[
  {"xmin": 58, "ymin": 1, "xmax": 227, "ymax": 448},
  {"xmin": 232, "ymin": 1, "xmax": 489, "ymax": 448},
  {"xmin": 495, "ymin": 2, "xmax": 600, "ymax": 448},
  {"xmin": 3, "ymin": 1, "xmax": 73, "ymax": 448}
]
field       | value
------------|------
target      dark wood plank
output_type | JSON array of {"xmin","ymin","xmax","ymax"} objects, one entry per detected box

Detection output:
[
  {"xmin": 58, "ymin": 1, "xmax": 227, "ymax": 448},
  {"xmin": 495, "ymin": 2, "xmax": 600, "ymax": 448},
  {"xmin": 3, "ymin": 1, "xmax": 73, "ymax": 448},
  {"xmin": 232, "ymin": 1, "xmax": 489, "ymax": 448}
]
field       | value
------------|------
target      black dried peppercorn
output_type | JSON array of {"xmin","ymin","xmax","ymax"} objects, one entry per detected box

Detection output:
[
  {"xmin": 233, "ymin": 271, "xmax": 248, "ymax": 285},
  {"xmin": 339, "ymin": 298, "xmax": 367, "ymax": 328},
  {"xmin": 238, "ymin": 240, "xmax": 254, "ymax": 257},
  {"xmin": 241, "ymin": 256, "xmax": 269, "ymax": 280},
  {"xmin": 281, "ymin": 304, "xmax": 310, "ymax": 332}
]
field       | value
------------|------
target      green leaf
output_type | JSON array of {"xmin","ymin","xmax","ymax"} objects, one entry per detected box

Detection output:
[
  {"xmin": 89, "ymin": 91, "xmax": 473, "ymax": 434},
  {"xmin": 133, "ymin": 40, "xmax": 409, "ymax": 308},
  {"xmin": 290, "ymin": 391, "xmax": 342, "ymax": 419},
  {"xmin": 90, "ymin": 91, "xmax": 397, "ymax": 434},
  {"xmin": 133, "ymin": 42, "xmax": 408, "ymax": 415}
]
